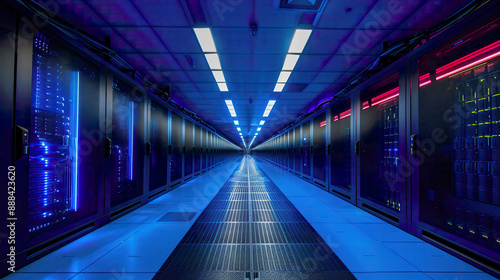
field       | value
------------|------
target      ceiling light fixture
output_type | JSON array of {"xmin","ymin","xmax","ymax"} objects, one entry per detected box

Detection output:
[
  {"xmin": 263, "ymin": 100, "xmax": 276, "ymax": 117},
  {"xmin": 225, "ymin": 100, "xmax": 237, "ymax": 117}
]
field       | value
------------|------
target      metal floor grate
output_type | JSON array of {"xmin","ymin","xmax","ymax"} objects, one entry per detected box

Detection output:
[{"xmin": 154, "ymin": 157, "xmax": 355, "ymax": 280}]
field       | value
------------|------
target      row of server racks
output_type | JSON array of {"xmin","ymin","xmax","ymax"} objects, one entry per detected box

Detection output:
[
  {"xmin": 253, "ymin": 3, "xmax": 500, "ymax": 277},
  {"xmin": 0, "ymin": 2, "xmax": 241, "ymax": 276}
]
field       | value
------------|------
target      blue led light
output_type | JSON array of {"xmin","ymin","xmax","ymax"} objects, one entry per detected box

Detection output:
[{"xmin": 128, "ymin": 101, "xmax": 134, "ymax": 180}]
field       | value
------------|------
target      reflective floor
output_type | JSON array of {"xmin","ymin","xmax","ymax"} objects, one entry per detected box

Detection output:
[{"xmin": 5, "ymin": 156, "xmax": 498, "ymax": 280}]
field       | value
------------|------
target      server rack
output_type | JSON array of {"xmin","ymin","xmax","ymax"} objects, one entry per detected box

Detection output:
[
  {"xmin": 411, "ymin": 14, "xmax": 500, "ymax": 270},
  {"xmin": 330, "ymin": 97, "xmax": 355, "ymax": 201},
  {"xmin": 194, "ymin": 125, "xmax": 201, "ymax": 174},
  {"xmin": 202, "ymin": 129, "xmax": 207, "ymax": 170},
  {"xmin": 301, "ymin": 121, "xmax": 312, "ymax": 179},
  {"xmin": 313, "ymin": 113, "xmax": 328, "ymax": 188},
  {"xmin": 294, "ymin": 126, "xmax": 301, "ymax": 173},
  {"xmin": 106, "ymin": 76, "xmax": 146, "ymax": 211},
  {"xmin": 356, "ymin": 67, "xmax": 408, "ymax": 223},
  {"xmin": 148, "ymin": 100, "xmax": 169, "ymax": 192},
  {"xmin": 183, "ymin": 119, "xmax": 193, "ymax": 178},
  {"xmin": 169, "ymin": 112, "xmax": 183, "ymax": 185},
  {"xmin": 10, "ymin": 26, "xmax": 106, "ymax": 272},
  {"xmin": 0, "ymin": 3, "xmax": 16, "ymax": 273}
]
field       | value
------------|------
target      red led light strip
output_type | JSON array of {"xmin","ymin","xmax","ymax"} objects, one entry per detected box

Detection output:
[
  {"xmin": 436, "ymin": 39, "xmax": 500, "ymax": 80},
  {"xmin": 419, "ymin": 73, "xmax": 431, "ymax": 87},
  {"xmin": 320, "ymin": 120, "xmax": 327, "ymax": 127},
  {"xmin": 340, "ymin": 109, "xmax": 351, "ymax": 120},
  {"xmin": 334, "ymin": 115, "xmax": 339, "ymax": 122},
  {"xmin": 362, "ymin": 101, "xmax": 370, "ymax": 110},
  {"xmin": 371, "ymin": 87, "xmax": 399, "ymax": 106}
]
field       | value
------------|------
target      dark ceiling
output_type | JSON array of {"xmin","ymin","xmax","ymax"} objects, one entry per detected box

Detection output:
[{"xmin": 45, "ymin": 0, "xmax": 471, "ymax": 147}]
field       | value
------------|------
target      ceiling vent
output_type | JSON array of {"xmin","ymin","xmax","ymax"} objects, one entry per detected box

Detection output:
[{"xmin": 276, "ymin": 0, "xmax": 326, "ymax": 11}]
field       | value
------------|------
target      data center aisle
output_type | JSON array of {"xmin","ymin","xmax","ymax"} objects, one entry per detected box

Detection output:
[{"xmin": 153, "ymin": 156, "xmax": 355, "ymax": 280}]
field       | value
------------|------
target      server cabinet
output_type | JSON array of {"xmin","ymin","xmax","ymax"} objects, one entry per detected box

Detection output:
[
  {"xmin": 294, "ymin": 127, "xmax": 301, "ymax": 173},
  {"xmin": 202, "ymin": 128, "xmax": 207, "ymax": 170},
  {"xmin": 285, "ymin": 132, "xmax": 290, "ymax": 169},
  {"xmin": 413, "ymin": 17, "xmax": 500, "ymax": 265},
  {"xmin": 0, "ymin": 4, "xmax": 16, "ymax": 273},
  {"xmin": 313, "ymin": 113, "xmax": 327, "ymax": 187},
  {"xmin": 302, "ymin": 121, "xmax": 312, "ymax": 178},
  {"xmin": 184, "ymin": 119, "xmax": 194, "ymax": 177},
  {"xmin": 107, "ymin": 76, "xmax": 146, "ymax": 209},
  {"xmin": 194, "ymin": 125, "xmax": 202, "ymax": 174},
  {"xmin": 15, "ymin": 30, "xmax": 104, "ymax": 249},
  {"xmin": 358, "ymin": 70, "xmax": 407, "ymax": 221},
  {"xmin": 208, "ymin": 132, "xmax": 213, "ymax": 167},
  {"xmin": 170, "ymin": 112, "xmax": 183, "ymax": 183},
  {"xmin": 148, "ymin": 100, "xmax": 169, "ymax": 191},
  {"xmin": 330, "ymin": 98, "xmax": 354, "ymax": 198}
]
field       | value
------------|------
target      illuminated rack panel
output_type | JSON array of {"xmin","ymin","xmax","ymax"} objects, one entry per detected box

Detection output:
[
  {"xmin": 29, "ymin": 33, "xmax": 74, "ymax": 234},
  {"xmin": 330, "ymin": 99, "xmax": 352, "ymax": 191},
  {"xmin": 170, "ymin": 113, "xmax": 183, "ymax": 182},
  {"xmin": 360, "ymin": 78, "xmax": 401, "ymax": 213},
  {"xmin": 28, "ymin": 32, "xmax": 100, "ymax": 237},
  {"xmin": 149, "ymin": 100, "xmax": 169, "ymax": 191},
  {"xmin": 313, "ymin": 113, "xmax": 327, "ymax": 183},
  {"xmin": 109, "ymin": 79, "xmax": 144, "ymax": 208}
]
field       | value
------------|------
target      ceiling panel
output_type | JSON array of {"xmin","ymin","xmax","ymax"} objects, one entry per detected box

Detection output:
[
  {"xmin": 132, "ymin": 0, "xmax": 190, "ymax": 27},
  {"xmin": 294, "ymin": 55, "xmax": 332, "ymax": 72},
  {"xmin": 143, "ymin": 53, "xmax": 181, "ymax": 71},
  {"xmin": 355, "ymin": 0, "xmax": 424, "ymax": 30},
  {"xmin": 172, "ymin": 54, "xmax": 211, "ymax": 71},
  {"xmin": 84, "ymin": 0, "xmax": 148, "ymax": 26},
  {"xmin": 155, "ymin": 27, "xmax": 202, "ymax": 53},
  {"xmin": 225, "ymin": 71, "xmax": 277, "ymax": 84},
  {"xmin": 316, "ymin": 0, "xmax": 376, "ymax": 29},
  {"xmin": 213, "ymin": 28, "xmax": 295, "ymax": 54},
  {"xmin": 82, "ymin": 26, "xmax": 135, "ymax": 53},
  {"xmin": 302, "ymin": 29, "xmax": 351, "ymax": 55},
  {"xmin": 115, "ymin": 27, "xmax": 167, "ymax": 53},
  {"xmin": 56, "ymin": 0, "xmax": 106, "ymax": 26}
]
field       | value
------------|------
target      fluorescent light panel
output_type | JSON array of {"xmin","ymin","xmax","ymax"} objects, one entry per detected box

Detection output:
[
  {"xmin": 234, "ymin": 120, "xmax": 239, "ymax": 125},
  {"xmin": 274, "ymin": 83, "xmax": 285, "ymax": 92},
  {"xmin": 288, "ymin": 29, "xmax": 313, "ymax": 54},
  {"xmin": 257, "ymin": 127, "xmax": 261, "ymax": 131},
  {"xmin": 225, "ymin": 100, "xmax": 236, "ymax": 117},
  {"xmin": 205, "ymin": 53, "xmax": 221, "ymax": 70},
  {"xmin": 212, "ymin": 70, "xmax": 225, "ymax": 82},
  {"xmin": 217, "ymin": 83, "xmax": 228, "ymax": 91},
  {"xmin": 259, "ymin": 120, "xmax": 265, "ymax": 125},
  {"xmin": 263, "ymin": 100, "xmax": 276, "ymax": 117},
  {"xmin": 193, "ymin": 28, "xmax": 217, "ymax": 53},
  {"xmin": 282, "ymin": 54, "xmax": 300, "ymax": 71},
  {"xmin": 278, "ymin": 71, "xmax": 291, "ymax": 83},
  {"xmin": 237, "ymin": 127, "xmax": 241, "ymax": 131}
]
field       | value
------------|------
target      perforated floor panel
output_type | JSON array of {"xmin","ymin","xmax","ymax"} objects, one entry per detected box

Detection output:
[{"xmin": 154, "ymin": 156, "xmax": 355, "ymax": 280}]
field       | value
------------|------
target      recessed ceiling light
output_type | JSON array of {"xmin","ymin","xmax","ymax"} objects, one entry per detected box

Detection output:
[
  {"xmin": 288, "ymin": 29, "xmax": 312, "ymax": 54},
  {"xmin": 212, "ymin": 70, "xmax": 225, "ymax": 82},
  {"xmin": 218, "ymin": 83, "xmax": 228, "ymax": 91},
  {"xmin": 282, "ymin": 54, "xmax": 300, "ymax": 71},
  {"xmin": 193, "ymin": 28, "xmax": 216, "ymax": 53},
  {"xmin": 274, "ymin": 83, "xmax": 285, "ymax": 92}
]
